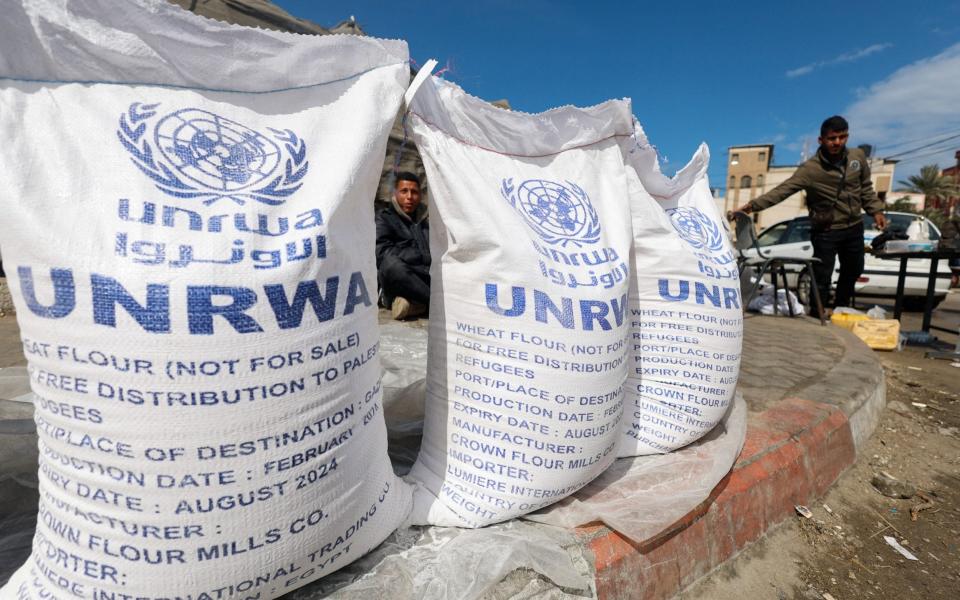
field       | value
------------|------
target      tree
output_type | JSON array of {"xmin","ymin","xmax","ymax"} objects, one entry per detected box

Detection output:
[
  {"xmin": 889, "ymin": 196, "xmax": 918, "ymax": 213},
  {"xmin": 897, "ymin": 164, "xmax": 959, "ymax": 212}
]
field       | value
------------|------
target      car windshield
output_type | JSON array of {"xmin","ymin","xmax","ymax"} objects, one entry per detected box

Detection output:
[
  {"xmin": 757, "ymin": 223, "xmax": 787, "ymax": 246},
  {"xmin": 783, "ymin": 219, "xmax": 811, "ymax": 244},
  {"xmin": 862, "ymin": 213, "xmax": 940, "ymax": 240}
]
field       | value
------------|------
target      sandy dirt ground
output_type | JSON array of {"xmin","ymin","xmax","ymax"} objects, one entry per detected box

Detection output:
[{"xmin": 684, "ymin": 296, "xmax": 960, "ymax": 600}]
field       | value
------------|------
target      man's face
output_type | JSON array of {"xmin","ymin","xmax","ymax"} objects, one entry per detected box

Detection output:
[
  {"xmin": 819, "ymin": 129, "xmax": 849, "ymax": 158},
  {"xmin": 394, "ymin": 180, "xmax": 421, "ymax": 215}
]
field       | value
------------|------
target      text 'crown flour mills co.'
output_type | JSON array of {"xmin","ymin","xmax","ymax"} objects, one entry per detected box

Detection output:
[
  {"xmin": 405, "ymin": 77, "xmax": 634, "ymax": 527},
  {"xmin": 0, "ymin": 1, "xmax": 412, "ymax": 597},
  {"xmin": 616, "ymin": 122, "xmax": 743, "ymax": 457}
]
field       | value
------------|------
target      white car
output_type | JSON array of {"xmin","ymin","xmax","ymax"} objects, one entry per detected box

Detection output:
[{"xmin": 746, "ymin": 212, "xmax": 952, "ymax": 310}]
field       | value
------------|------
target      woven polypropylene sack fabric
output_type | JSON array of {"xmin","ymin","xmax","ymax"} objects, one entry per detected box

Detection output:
[
  {"xmin": 615, "ymin": 123, "xmax": 743, "ymax": 457},
  {"xmin": 0, "ymin": 1, "xmax": 412, "ymax": 597},
  {"xmin": 405, "ymin": 77, "xmax": 634, "ymax": 527}
]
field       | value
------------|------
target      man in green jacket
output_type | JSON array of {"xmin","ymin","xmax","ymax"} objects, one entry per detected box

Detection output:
[{"xmin": 736, "ymin": 115, "xmax": 887, "ymax": 316}]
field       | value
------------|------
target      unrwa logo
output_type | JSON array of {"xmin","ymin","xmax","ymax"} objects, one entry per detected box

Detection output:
[
  {"xmin": 666, "ymin": 207, "xmax": 725, "ymax": 252},
  {"xmin": 500, "ymin": 178, "xmax": 601, "ymax": 247},
  {"xmin": 117, "ymin": 103, "xmax": 308, "ymax": 206}
]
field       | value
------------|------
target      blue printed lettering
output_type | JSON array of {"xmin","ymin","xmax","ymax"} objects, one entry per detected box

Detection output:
[
  {"xmin": 580, "ymin": 300, "xmax": 611, "ymax": 331},
  {"xmin": 694, "ymin": 282, "xmax": 721, "ymax": 307},
  {"xmin": 343, "ymin": 272, "xmax": 371, "ymax": 315},
  {"xmin": 485, "ymin": 283, "xmax": 628, "ymax": 331},
  {"xmin": 235, "ymin": 213, "xmax": 288, "ymax": 237},
  {"xmin": 533, "ymin": 289, "xmax": 574, "ymax": 328},
  {"xmin": 486, "ymin": 283, "xmax": 525, "ymax": 317},
  {"xmin": 187, "ymin": 286, "xmax": 263, "ymax": 335},
  {"xmin": 91, "ymin": 273, "xmax": 170, "ymax": 333},
  {"xmin": 658, "ymin": 279, "xmax": 689, "ymax": 302},
  {"xmin": 659, "ymin": 278, "xmax": 740, "ymax": 308},
  {"xmin": 18, "ymin": 266, "xmax": 76, "ymax": 318},
  {"xmin": 264, "ymin": 277, "xmax": 339, "ymax": 329},
  {"xmin": 162, "ymin": 205, "xmax": 202, "ymax": 231}
]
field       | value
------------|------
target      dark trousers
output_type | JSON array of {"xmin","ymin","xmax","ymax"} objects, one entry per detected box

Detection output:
[
  {"xmin": 378, "ymin": 254, "xmax": 430, "ymax": 306},
  {"xmin": 811, "ymin": 222, "xmax": 864, "ymax": 310}
]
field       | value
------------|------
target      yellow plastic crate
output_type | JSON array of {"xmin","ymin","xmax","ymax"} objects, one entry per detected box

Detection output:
[
  {"xmin": 830, "ymin": 312, "xmax": 871, "ymax": 331},
  {"xmin": 851, "ymin": 319, "xmax": 901, "ymax": 351}
]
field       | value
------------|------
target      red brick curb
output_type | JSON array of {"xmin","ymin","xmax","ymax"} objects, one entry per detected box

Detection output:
[{"xmin": 577, "ymin": 397, "xmax": 857, "ymax": 600}]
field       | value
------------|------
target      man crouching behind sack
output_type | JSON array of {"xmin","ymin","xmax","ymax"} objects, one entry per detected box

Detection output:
[
  {"xmin": 376, "ymin": 172, "xmax": 431, "ymax": 319},
  {"xmin": 736, "ymin": 115, "xmax": 887, "ymax": 318}
]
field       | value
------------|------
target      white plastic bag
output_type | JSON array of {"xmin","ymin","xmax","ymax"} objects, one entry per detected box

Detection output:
[
  {"xmin": 0, "ymin": 1, "xmax": 411, "ymax": 596},
  {"xmin": 748, "ymin": 286, "xmax": 806, "ymax": 315},
  {"xmin": 616, "ymin": 124, "xmax": 743, "ymax": 456},
  {"xmin": 405, "ymin": 77, "xmax": 633, "ymax": 527},
  {"xmin": 906, "ymin": 217, "xmax": 930, "ymax": 241}
]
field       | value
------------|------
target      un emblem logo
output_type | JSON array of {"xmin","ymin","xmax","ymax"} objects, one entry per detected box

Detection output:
[
  {"xmin": 117, "ymin": 103, "xmax": 308, "ymax": 206},
  {"xmin": 666, "ymin": 207, "xmax": 726, "ymax": 252},
  {"xmin": 500, "ymin": 178, "xmax": 601, "ymax": 247}
]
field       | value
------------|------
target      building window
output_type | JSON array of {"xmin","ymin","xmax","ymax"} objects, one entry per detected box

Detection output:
[
  {"xmin": 741, "ymin": 175, "xmax": 752, "ymax": 188},
  {"xmin": 757, "ymin": 174, "xmax": 764, "ymax": 188},
  {"xmin": 730, "ymin": 175, "xmax": 736, "ymax": 189},
  {"xmin": 758, "ymin": 151, "xmax": 766, "ymax": 162},
  {"xmin": 731, "ymin": 153, "xmax": 739, "ymax": 165}
]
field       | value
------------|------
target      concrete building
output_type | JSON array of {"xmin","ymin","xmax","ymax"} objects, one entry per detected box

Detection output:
[
  {"xmin": 722, "ymin": 144, "xmax": 898, "ymax": 229},
  {"xmin": 939, "ymin": 150, "xmax": 960, "ymax": 215},
  {"xmin": 939, "ymin": 149, "xmax": 960, "ymax": 181}
]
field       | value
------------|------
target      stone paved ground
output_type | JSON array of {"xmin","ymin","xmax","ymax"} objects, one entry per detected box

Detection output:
[
  {"xmin": 738, "ymin": 314, "xmax": 845, "ymax": 413},
  {"xmin": 0, "ymin": 316, "xmax": 24, "ymax": 369},
  {"xmin": 0, "ymin": 280, "xmax": 12, "ymax": 318}
]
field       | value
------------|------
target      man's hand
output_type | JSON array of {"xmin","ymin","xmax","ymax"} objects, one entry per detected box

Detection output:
[
  {"xmin": 727, "ymin": 203, "xmax": 753, "ymax": 221},
  {"xmin": 873, "ymin": 212, "xmax": 887, "ymax": 230},
  {"xmin": 736, "ymin": 202, "xmax": 753, "ymax": 215}
]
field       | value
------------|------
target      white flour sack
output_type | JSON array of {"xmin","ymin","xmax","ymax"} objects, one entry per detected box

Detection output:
[
  {"xmin": 0, "ymin": 1, "xmax": 411, "ymax": 597},
  {"xmin": 616, "ymin": 125, "xmax": 743, "ymax": 457},
  {"xmin": 405, "ymin": 78, "xmax": 634, "ymax": 527}
]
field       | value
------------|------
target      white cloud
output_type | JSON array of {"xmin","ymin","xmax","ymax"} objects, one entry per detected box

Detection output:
[
  {"xmin": 845, "ymin": 43, "xmax": 960, "ymax": 180},
  {"xmin": 781, "ymin": 137, "xmax": 806, "ymax": 154},
  {"xmin": 785, "ymin": 65, "xmax": 814, "ymax": 78},
  {"xmin": 786, "ymin": 43, "xmax": 892, "ymax": 78}
]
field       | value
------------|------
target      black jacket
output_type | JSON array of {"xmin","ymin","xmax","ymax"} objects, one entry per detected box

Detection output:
[{"xmin": 375, "ymin": 199, "xmax": 430, "ymax": 268}]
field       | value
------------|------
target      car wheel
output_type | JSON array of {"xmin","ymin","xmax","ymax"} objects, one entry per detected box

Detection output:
[
  {"xmin": 902, "ymin": 296, "xmax": 945, "ymax": 312},
  {"xmin": 796, "ymin": 269, "xmax": 813, "ymax": 312}
]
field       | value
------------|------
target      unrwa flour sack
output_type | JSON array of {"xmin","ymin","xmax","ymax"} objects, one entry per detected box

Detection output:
[
  {"xmin": 405, "ymin": 77, "xmax": 633, "ymax": 527},
  {"xmin": 0, "ymin": 1, "xmax": 412, "ymax": 597},
  {"xmin": 616, "ymin": 124, "xmax": 743, "ymax": 457}
]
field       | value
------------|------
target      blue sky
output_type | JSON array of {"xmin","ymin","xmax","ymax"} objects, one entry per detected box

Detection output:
[{"xmin": 278, "ymin": 0, "xmax": 960, "ymax": 193}]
